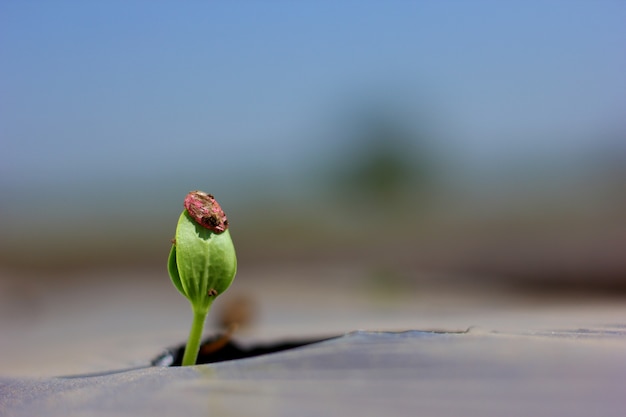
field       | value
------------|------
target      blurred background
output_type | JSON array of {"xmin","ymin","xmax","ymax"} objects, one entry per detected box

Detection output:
[{"xmin": 1, "ymin": 1, "xmax": 626, "ymax": 375}]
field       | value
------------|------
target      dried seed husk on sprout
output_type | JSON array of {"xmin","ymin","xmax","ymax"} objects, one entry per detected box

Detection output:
[{"xmin": 168, "ymin": 191, "xmax": 237, "ymax": 366}]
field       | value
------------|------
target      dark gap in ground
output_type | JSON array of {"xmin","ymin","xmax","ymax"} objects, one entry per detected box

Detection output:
[{"xmin": 152, "ymin": 334, "xmax": 335, "ymax": 366}]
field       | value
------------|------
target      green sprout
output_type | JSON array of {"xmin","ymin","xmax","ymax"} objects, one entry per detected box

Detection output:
[{"xmin": 167, "ymin": 191, "xmax": 237, "ymax": 366}]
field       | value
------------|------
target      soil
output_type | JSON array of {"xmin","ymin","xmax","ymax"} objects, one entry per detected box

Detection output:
[{"xmin": 154, "ymin": 334, "xmax": 334, "ymax": 366}]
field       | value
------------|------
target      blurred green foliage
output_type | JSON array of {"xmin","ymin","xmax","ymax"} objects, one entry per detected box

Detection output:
[{"xmin": 328, "ymin": 106, "xmax": 437, "ymax": 209}]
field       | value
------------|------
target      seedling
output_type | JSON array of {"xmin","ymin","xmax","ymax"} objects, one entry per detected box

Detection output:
[{"xmin": 167, "ymin": 191, "xmax": 237, "ymax": 366}]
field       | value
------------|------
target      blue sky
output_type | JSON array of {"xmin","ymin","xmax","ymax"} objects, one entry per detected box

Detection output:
[{"xmin": 1, "ymin": 0, "xmax": 625, "ymax": 198}]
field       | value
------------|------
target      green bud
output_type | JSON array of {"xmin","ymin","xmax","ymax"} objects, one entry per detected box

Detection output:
[{"xmin": 167, "ymin": 191, "xmax": 237, "ymax": 366}]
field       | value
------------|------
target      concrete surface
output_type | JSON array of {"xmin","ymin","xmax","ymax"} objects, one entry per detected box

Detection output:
[
  {"xmin": 2, "ymin": 328, "xmax": 626, "ymax": 417},
  {"xmin": 1, "ymin": 264, "xmax": 625, "ymax": 416}
]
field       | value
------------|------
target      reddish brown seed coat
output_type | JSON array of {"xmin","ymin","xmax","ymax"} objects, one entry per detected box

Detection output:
[{"xmin": 183, "ymin": 191, "xmax": 229, "ymax": 233}]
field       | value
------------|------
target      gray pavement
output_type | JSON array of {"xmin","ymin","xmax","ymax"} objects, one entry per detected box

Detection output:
[{"xmin": 1, "ymin": 264, "xmax": 625, "ymax": 416}]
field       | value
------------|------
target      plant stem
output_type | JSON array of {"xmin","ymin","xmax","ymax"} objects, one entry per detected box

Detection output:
[{"xmin": 181, "ymin": 307, "xmax": 208, "ymax": 366}]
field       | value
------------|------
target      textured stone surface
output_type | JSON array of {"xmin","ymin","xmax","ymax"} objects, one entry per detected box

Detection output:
[
  {"xmin": 2, "ymin": 263, "xmax": 626, "ymax": 416},
  {"xmin": 2, "ymin": 328, "xmax": 626, "ymax": 417}
]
